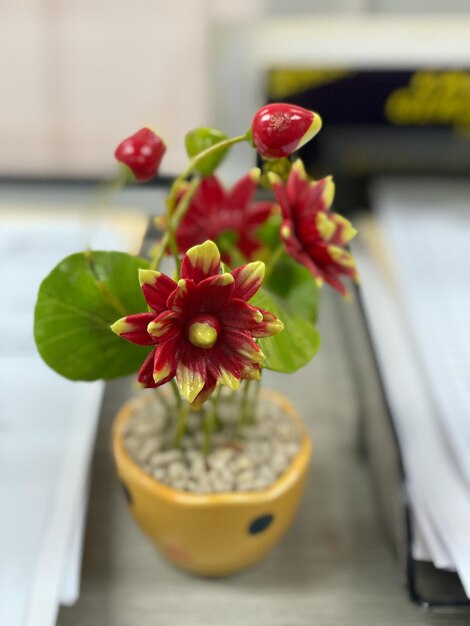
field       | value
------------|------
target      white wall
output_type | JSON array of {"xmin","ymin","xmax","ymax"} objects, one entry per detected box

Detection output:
[
  {"xmin": 1, "ymin": 1, "xmax": 469, "ymax": 177},
  {"xmin": 0, "ymin": 0, "xmax": 214, "ymax": 176}
]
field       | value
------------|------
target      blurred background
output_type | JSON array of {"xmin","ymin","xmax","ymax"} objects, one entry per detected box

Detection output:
[{"xmin": 2, "ymin": 0, "xmax": 470, "ymax": 182}]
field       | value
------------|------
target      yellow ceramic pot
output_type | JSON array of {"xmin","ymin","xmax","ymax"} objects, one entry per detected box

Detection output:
[{"xmin": 112, "ymin": 390, "xmax": 312, "ymax": 576}]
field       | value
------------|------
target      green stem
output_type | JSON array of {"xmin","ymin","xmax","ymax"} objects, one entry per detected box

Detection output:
[
  {"xmin": 166, "ymin": 133, "xmax": 248, "ymax": 210},
  {"xmin": 150, "ymin": 133, "xmax": 248, "ymax": 273},
  {"xmin": 175, "ymin": 401, "xmax": 189, "ymax": 448},
  {"xmin": 167, "ymin": 229, "xmax": 181, "ymax": 274},
  {"xmin": 251, "ymin": 378, "xmax": 261, "ymax": 422},
  {"xmin": 170, "ymin": 379, "xmax": 181, "ymax": 410},
  {"xmin": 236, "ymin": 380, "xmax": 252, "ymax": 438},
  {"xmin": 203, "ymin": 386, "xmax": 221, "ymax": 456},
  {"xmin": 264, "ymin": 243, "xmax": 284, "ymax": 281},
  {"xmin": 150, "ymin": 177, "xmax": 201, "ymax": 271}
]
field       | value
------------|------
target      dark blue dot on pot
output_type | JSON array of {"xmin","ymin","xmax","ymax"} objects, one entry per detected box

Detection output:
[
  {"xmin": 119, "ymin": 479, "xmax": 133, "ymax": 506},
  {"xmin": 248, "ymin": 513, "xmax": 274, "ymax": 534}
]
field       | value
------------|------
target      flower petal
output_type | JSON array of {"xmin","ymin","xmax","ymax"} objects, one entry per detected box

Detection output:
[
  {"xmin": 110, "ymin": 312, "xmax": 156, "ymax": 345},
  {"xmin": 250, "ymin": 309, "xmax": 284, "ymax": 338},
  {"xmin": 280, "ymin": 220, "xmax": 324, "ymax": 285},
  {"xmin": 175, "ymin": 342, "xmax": 208, "ymax": 403},
  {"xmin": 168, "ymin": 274, "xmax": 234, "ymax": 315},
  {"xmin": 181, "ymin": 240, "xmax": 221, "ymax": 284},
  {"xmin": 167, "ymin": 278, "xmax": 196, "ymax": 314},
  {"xmin": 218, "ymin": 298, "xmax": 263, "ymax": 330},
  {"xmin": 138, "ymin": 269, "xmax": 177, "ymax": 312},
  {"xmin": 147, "ymin": 310, "xmax": 181, "ymax": 342},
  {"xmin": 329, "ymin": 214, "xmax": 358, "ymax": 245},
  {"xmin": 197, "ymin": 175, "xmax": 225, "ymax": 209},
  {"xmin": 268, "ymin": 172, "xmax": 292, "ymax": 220},
  {"xmin": 176, "ymin": 365, "xmax": 205, "ymax": 403},
  {"xmin": 315, "ymin": 212, "xmax": 337, "ymax": 242},
  {"xmin": 303, "ymin": 177, "xmax": 333, "ymax": 215},
  {"xmin": 240, "ymin": 363, "xmax": 261, "ymax": 381},
  {"xmin": 224, "ymin": 329, "xmax": 265, "ymax": 364},
  {"xmin": 206, "ymin": 345, "xmax": 242, "ymax": 391},
  {"xmin": 327, "ymin": 245, "xmax": 358, "ymax": 270},
  {"xmin": 226, "ymin": 168, "xmax": 258, "ymax": 211},
  {"xmin": 287, "ymin": 160, "xmax": 309, "ymax": 208},
  {"xmin": 196, "ymin": 273, "xmax": 234, "ymax": 309},
  {"xmin": 319, "ymin": 266, "xmax": 348, "ymax": 296},
  {"xmin": 152, "ymin": 336, "xmax": 180, "ymax": 385},
  {"xmin": 231, "ymin": 261, "xmax": 265, "ymax": 301},
  {"xmin": 137, "ymin": 347, "xmax": 158, "ymax": 387},
  {"xmin": 191, "ymin": 374, "xmax": 217, "ymax": 408}
]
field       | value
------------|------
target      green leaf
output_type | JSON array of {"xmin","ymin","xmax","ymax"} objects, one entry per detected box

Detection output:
[
  {"xmin": 266, "ymin": 254, "xmax": 318, "ymax": 323},
  {"xmin": 34, "ymin": 251, "xmax": 152, "ymax": 381},
  {"xmin": 256, "ymin": 215, "xmax": 282, "ymax": 250},
  {"xmin": 250, "ymin": 287, "xmax": 320, "ymax": 373},
  {"xmin": 185, "ymin": 127, "xmax": 229, "ymax": 176}
]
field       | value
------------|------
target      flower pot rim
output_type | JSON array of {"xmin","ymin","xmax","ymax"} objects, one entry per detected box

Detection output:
[{"xmin": 112, "ymin": 388, "xmax": 312, "ymax": 508}]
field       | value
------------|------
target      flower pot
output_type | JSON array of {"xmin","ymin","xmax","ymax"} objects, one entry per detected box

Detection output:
[{"xmin": 112, "ymin": 390, "xmax": 312, "ymax": 576}]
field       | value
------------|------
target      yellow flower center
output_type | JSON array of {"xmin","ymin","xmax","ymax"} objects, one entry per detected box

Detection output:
[{"xmin": 187, "ymin": 314, "xmax": 220, "ymax": 349}]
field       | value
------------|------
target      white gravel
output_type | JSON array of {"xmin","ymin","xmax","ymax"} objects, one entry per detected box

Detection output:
[{"xmin": 123, "ymin": 393, "xmax": 301, "ymax": 494}]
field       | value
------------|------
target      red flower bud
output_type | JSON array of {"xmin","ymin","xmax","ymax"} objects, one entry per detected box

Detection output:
[
  {"xmin": 251, "ymin": 103, "xmax": 322, "ymax": 159},
  {"xmin": 114, "ymin": 128, "xmax": 166, "ymax": 182}
]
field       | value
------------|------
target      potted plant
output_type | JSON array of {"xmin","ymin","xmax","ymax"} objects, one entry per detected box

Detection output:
[{"xmin": 34, "ymin": 103, "xmax": 359, "ymax": 576}]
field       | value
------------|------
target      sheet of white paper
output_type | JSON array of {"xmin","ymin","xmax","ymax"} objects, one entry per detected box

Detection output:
[
  {"xmin": 0, "ymin": 206, "xmax": 146, "ymax": 626},
  {"xmin": 353, "ymin": 193, "xmax": 470, "ymax": 596},
  {"xmin": 23, "ymin": 382, "xmax": 103, "ymax": 626},
  {"xmin": 373, "ymin": 180, "xmax": 470, "ymax": 486}
]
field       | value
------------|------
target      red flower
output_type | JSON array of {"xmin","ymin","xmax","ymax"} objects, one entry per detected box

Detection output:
[
  {"xmin": 269, "ymin": 160, "xmax": 359, "ymax": 296},
  {"xmin": 115, "ymin": 128, "xmax": 166, "ymax": 182},
  {"xmin": 111, "ymin": 241, "xmax": 283, "ymax": 404},
  {"xmin": 251, "ymin": 103, "xmax": 322, "ymax": 159},
  {"xmin": 174, "ymin": 170, "xmax": 274, "ymax": 262}
]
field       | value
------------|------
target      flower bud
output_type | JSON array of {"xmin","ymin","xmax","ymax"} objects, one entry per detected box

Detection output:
[
  {"xmin": 185, "ymin": 127, "xmax": 229, "ymax": 176},
  {"xmin": 114, "ymin": 128, "xmax": 166, "ymax": 183},
  {"xmin": 251, "ymin": 104, "xmax": 322, "ymax": 158}
]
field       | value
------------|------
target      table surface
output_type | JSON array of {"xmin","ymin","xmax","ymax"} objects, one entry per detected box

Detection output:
[{"xmin": 56, "ymin": 290, "xmax": 470, "ymax": 626}]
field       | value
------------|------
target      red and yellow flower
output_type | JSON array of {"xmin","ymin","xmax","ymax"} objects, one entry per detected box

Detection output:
[
  {"xmin": 111, "ymin": 241, "xmax": 283, "ymax": 404},
  {"xmin": 174, "ymin": 170, "xmax": 275, "ymax": 263},
  {"xmin": 269, "ymin": 160, "xmax": 359, "ymax": 296}
]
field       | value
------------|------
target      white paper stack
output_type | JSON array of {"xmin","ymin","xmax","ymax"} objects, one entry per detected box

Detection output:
[
  {"xmin": 353, "ymin": 178, "xmax": 470, "ymax": 597},
  {"xmin": 0, "ymin": 206, "xmax": 146, "ymax": 626}
]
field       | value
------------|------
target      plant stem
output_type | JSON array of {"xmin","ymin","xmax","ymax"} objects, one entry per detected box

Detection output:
[
  {"xmin": 251, "ymin": 378, "xmax": 261, "ymax": 421},
  {"xmin": 166, "ymin": 134, "xmax": 248, "ymax": 210},
  {"xmin": 175, "ymin": 401, "xmax": 189, "ymax": 448},
  {"xmin": 203, "ymin": 386, "xmax": 221, "ymax": 456},
  {"xmin": 264, "ymin": 243, "xmax": 284, "ymax": 281},
  {"xmin": 236, "ymin": 380, "xmax": 252, "ymax": 439},
  {"xmin": 170, "ymin": 378, "xmax": 181, "ymax": 410},
  {"xmin": 150, "ymin": 133, "xmax": 248, "ymax": 273},
  {"xmin": 150, "ymin": 176, "xmax": 200, "ymax": 271}
]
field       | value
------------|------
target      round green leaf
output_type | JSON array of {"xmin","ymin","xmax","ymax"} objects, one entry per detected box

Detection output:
[
  {"xmin": 265, "ymin": 254, "xmax": 318, "ymax": 323},
  {"xmin": 185, "ymin": 127, "xmax": 229, "ymax": 176},
  {"xmin": 250, "ymin": 287, "xmax": 320, "ymax": 373},
  {"xmin": 34, "ymin": 251, "xmax": 152, "ymax": 381}
]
